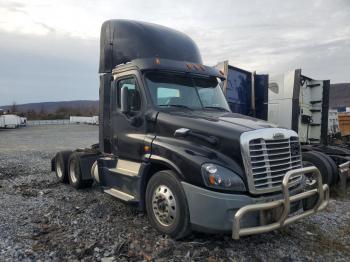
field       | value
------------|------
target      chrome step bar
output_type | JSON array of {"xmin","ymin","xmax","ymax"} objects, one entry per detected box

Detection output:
[{"xmin": 104, "ymin": 188, "xmax": 135, "ymax": 201}]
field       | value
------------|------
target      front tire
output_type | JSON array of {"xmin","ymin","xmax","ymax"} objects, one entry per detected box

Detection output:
[{"xmin": 145, "ymin": 170, "xmax": 191, "ymax": 239}]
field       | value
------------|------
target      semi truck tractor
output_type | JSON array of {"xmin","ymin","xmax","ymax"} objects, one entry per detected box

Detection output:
[
  {"xmin": 217, "ymin": 61, "xmax": 350, "ymax": 190},
  {"xmin": 52, "ymin": 20, "xmax": 329, "ymax": 240}
]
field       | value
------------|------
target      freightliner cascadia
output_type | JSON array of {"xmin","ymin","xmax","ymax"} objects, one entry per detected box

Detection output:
[{"xmin": 52, "ymin": 20, "xmax": 329, "ymax": 239}]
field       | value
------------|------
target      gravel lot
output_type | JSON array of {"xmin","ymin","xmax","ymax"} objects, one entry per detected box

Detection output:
[{"xmin": 0, "ymin": 125, "xmax": 350, "ymax": 261}]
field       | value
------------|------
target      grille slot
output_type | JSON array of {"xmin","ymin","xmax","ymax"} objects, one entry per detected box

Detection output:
[{"xmin": 248, "ymin": 136, "xmax": 302, "ymax": 192}]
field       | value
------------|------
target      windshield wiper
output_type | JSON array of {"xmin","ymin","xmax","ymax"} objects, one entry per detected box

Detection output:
[
  {"xmin": 158, "ymin": 104, "xmax": 193, "ymax": 110},
  {"xmin": 203, "ymin": 106, "xmax": 230, "ymax": 112}
]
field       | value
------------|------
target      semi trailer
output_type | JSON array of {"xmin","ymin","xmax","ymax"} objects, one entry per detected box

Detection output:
[
  {"xmin": 217, "ymin": 61, "xmax": 350, "ymax": 190},
  {"xmin": 0, "ymin": 114, "xmax": 21, "ymax": 128},
  {"xmin": 52, "ymin": 20, "xmax": 329, "ymax": 240}
]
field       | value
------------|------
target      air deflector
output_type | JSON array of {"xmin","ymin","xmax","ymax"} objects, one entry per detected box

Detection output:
[{"xmin": 99, "ymin": 19, "xmax": 203, "ymax": 73}]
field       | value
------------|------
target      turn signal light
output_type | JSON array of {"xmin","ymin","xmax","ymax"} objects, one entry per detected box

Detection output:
[
  {"xmin": 144, "ymin": 145, "xmax": 151, "ymax": 153},
  {"xmin": 155, "ymin": 58, "xmax": 161, "ymax": 65}
]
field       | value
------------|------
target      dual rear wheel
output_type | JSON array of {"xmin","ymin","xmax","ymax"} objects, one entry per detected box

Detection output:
[{"xmin": 54, "ymin": 151, "xmax": 93, "ymax": 189}]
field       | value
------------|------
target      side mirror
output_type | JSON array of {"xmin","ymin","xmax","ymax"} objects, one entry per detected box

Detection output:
[{"xmin": 121, "ymin": 86, "xmax": 129, "ymax": 114}]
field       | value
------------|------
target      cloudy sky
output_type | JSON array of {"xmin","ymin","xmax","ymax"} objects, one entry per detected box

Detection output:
[{"xmin": 0, "ymin": 0, "xmax": 349, "ymax": 106}]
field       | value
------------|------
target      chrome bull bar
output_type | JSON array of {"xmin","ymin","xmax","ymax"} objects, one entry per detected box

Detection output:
[
  {"xmin": 338, "ymin": 161, "xmax": 350, "ymax": 192},
  {"xmin": 232, "ymin": 166, "xmax": 329, "ymax": 240}
]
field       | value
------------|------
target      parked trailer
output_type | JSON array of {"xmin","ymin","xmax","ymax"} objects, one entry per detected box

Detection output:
[
  {"xmin": 217, "ymin": 61, "xmax": 350, "ymax": 189},
  {"xmin": 0, "ymin": 115, "xmax": 4, "ymax": 128},
  {"xmin": 338, "ymin": 112, "xmax": 350, "ymax": 137},
  {"xmin": 52, "ymin": 20, "xmax": 329, "ymax": 240},
  {"xmin": 1, "ymin": 114, "xmax": 21, "ymax": 128},
  {"xmin": 70, "ymin": 116, "xmax": 96, "ymax": 125},
  {"xmin": 328, "ymin": 110, "xmax": 340, "ymax": 137}
]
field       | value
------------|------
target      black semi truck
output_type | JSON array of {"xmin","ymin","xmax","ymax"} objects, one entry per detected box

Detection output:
[{"xmin": 52, "ymin": 20, "xmax": 329, "ymax": 240}]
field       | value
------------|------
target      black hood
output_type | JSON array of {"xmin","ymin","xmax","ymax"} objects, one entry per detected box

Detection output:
[
  {"xmin": 155, "ymin": 110, "xmax": 278, "ymax": 163},
  {"xmin": 156, "ymin": 110, "xmax": 277, "ymax": 136}
]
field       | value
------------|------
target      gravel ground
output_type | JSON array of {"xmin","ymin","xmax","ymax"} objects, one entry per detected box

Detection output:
[{"xmin": 0, "ymin": 125, "xmax": 350, "ymax": 261}]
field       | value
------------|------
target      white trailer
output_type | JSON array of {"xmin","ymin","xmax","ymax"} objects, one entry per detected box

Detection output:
[
  {"xmin": 2, "ymin": 114, "xmax": 20, "ymax": 128},
  {"xmin": 328, "ymin": 110, "xmax": 340, "ymax": 136},
  {"xmin": 92, "ymin": 116, "xmax": 99, "ymax": 125},
  {"xmin": 70, "ymin": 116, "xmax": 95, "ymax": 125},
  {"xmin": 0, "ymin": 115, "xmax": 5, "ymax": 128}
]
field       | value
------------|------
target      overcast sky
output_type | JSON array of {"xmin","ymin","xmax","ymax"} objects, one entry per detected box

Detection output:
[{"xmin": 0, "ymin": 0, "xmax": 349, "ymax": 105}]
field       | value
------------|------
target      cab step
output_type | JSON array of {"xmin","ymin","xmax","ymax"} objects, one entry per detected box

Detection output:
[{"xmin": 104, "ymin": 188, "xmax": 136, "ymax": 202}]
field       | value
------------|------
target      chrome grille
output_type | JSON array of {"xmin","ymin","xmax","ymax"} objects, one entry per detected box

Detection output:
[{"xmin": 240, "ymin": 128, "xmax": 303, "ymax": 194}]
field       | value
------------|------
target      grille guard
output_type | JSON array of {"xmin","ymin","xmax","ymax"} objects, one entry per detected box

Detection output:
[
  {"xmin": 232, "ymin": 166, "xmax": 329, "ymax": 240},
  {"xmin": 338, "ymin": 161, "xmax": 350, "ymax": 193}
]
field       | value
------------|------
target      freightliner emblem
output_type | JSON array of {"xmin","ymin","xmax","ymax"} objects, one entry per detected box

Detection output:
[{"xmin": 273, "ymin": 132, "xmax": 285, "ymax": 139}]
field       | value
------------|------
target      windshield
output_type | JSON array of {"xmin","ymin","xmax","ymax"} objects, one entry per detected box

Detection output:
[{"xmin": 145, "ymin": 72, "xmax": 230, "ymax": 111}]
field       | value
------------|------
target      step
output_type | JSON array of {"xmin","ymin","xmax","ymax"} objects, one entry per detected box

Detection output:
[
  {"xmin": 307, "ymin": 84, "xmax": 321, "ymax": 88},
  {"xmin": 104, "ymin": 188, "xmax": 135, "ymax": 201},
  {"xmin": 108, "ymin": 159, "xmax": 141, "ymax": 177},
  {"xmin": 310, "ymin": 100, "xmax": 322, "ymax": 104}
]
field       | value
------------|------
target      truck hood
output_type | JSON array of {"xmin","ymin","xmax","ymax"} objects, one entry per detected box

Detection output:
[
  {"xmin": 156, "ymin": 110, "xmax": 277, "ymax": 135},
  {"xmin": 155, "ymin": 110, "xmax": 279, "ymax": 162}
]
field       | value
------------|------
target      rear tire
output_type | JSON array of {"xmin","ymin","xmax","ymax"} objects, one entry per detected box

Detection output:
[
  {"xmin": 302, "ymin": 151, "xmax": 333, "ymax": 186},
  {"xmin": 55, "ymin": 151, "xmax": 72, "ymax": 183},
  {"xmin": 68, "ymin": 152, "xmax": 93, "ymax": 189},
  {"xmin": 145, "ymin": 170, "xmax": 191, "ymax": 239}
]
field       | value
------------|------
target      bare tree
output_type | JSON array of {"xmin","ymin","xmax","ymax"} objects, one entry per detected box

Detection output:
[{"xmin": 11, "ymin": 101, "xmax": 17, "ymax": 114}]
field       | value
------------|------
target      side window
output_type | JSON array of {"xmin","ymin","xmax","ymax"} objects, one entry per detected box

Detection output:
[{"xmin": 116, "ymin": 77, "xmax": 141, "ymax": 111}]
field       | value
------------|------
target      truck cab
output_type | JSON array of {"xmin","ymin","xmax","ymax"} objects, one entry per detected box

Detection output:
[{"xmin": 52, "ymin": 20, "xmax": 329, "ymax": 240}]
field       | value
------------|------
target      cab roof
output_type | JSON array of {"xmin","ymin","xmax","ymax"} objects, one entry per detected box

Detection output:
[{"xmin": 111, "ymin": 58, "xmax": 225, "ymax": 79}]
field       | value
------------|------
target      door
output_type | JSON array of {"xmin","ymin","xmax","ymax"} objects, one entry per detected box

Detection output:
[{"xmin": 110, "ymin": 72, "xmax": 146, "ymax": 162}]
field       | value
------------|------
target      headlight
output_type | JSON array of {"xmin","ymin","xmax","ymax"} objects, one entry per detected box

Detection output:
[{"xmin": 201, "ymin": 163, "xmax": 246, "ymax": 192}]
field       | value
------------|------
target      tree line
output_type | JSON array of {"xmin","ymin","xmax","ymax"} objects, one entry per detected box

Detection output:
[{"xmin": 5, "ymin": 102, "xmax": 98, "ymax": 120}]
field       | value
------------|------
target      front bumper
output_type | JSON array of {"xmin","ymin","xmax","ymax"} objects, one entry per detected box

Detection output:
[
  {"xmin": 232, "ymin": 166, "xmax": 329, "ymax": 239},
  {"xmin": 182, "ymin": 166, "xmax": 329, "ymax": 239}
]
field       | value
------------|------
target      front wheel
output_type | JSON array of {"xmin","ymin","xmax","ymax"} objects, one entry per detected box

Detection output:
[{"xmin": 145, "ymin": 170, "xmax": 191, "ymax": 239}]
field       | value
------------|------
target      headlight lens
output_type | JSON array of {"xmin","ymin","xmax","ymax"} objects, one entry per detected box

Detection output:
[{"xmin": 201, "ymin": 163, "xmax": 246, "ymax": 192}]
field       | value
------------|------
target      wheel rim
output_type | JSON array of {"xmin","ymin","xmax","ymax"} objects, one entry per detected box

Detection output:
[
  {"xmin": 152, "ymin": 185, "xmax": 177, "ymax": 227},
  {"xmin": 56, "ymin": 158, "xmax": 63, "ymax": 178},
  {"xmin": 303, "ymin": 161, "xmax": 317, "ymax": 187},
  {"xmin": 69, "ymin": 159, "xmax": 78, "ymax": 184}
]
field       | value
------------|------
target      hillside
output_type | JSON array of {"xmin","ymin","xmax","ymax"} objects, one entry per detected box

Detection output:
[
  {"xmin": 0, "ymin": 100, "xmax": 98, "ymax": 114},
  {"xmin": 329, "ymin": 83, "xmax": 350, "ymax": 108},
  {"xmin": 0, "ymin": 100, "xmax": 99, "ymax": 120}
]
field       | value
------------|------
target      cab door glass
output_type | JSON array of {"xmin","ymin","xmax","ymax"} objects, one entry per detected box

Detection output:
[{"xmin": 116, "ymin": 77, "xmax": 141, "ymax": 112}]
